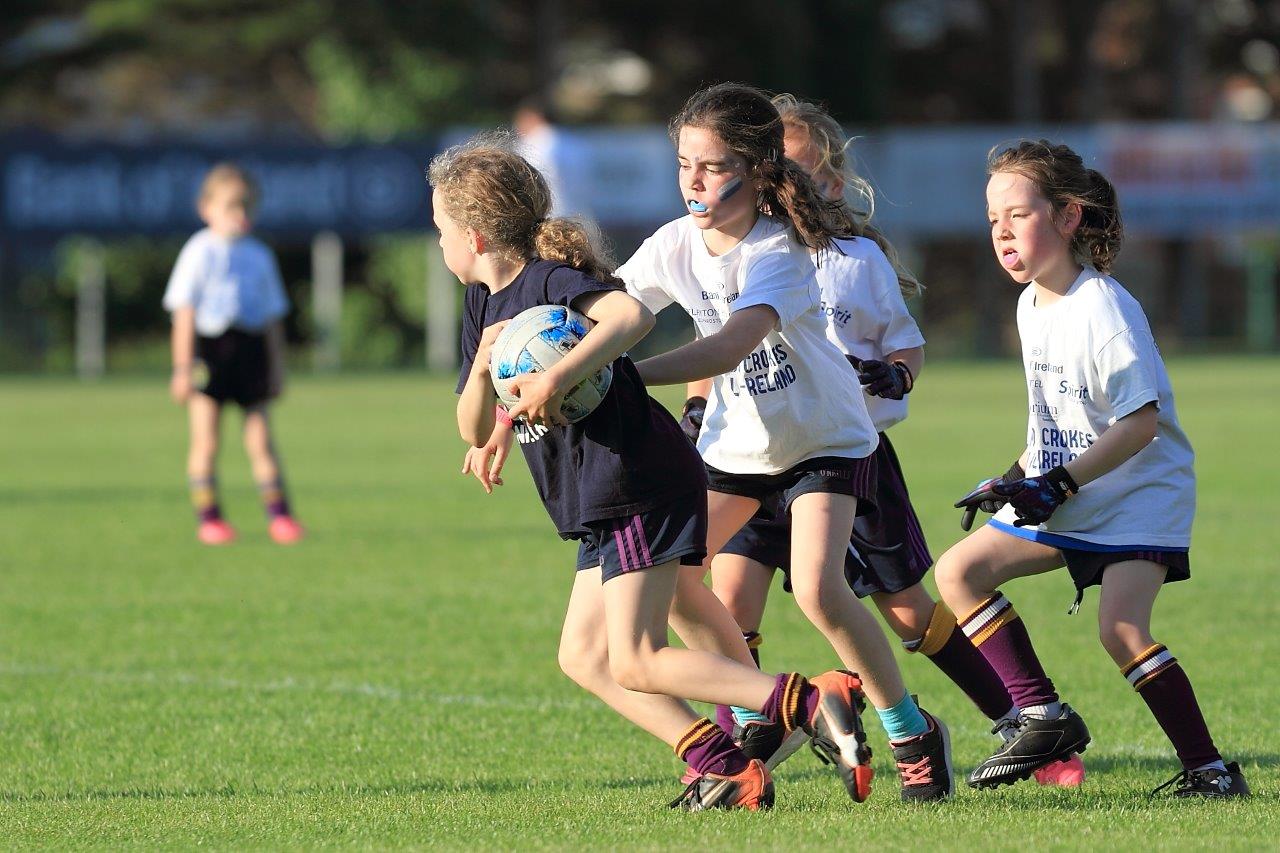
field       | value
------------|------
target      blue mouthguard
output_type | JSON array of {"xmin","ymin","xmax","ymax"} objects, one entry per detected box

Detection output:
[{"xmin": 687, "ymin": 199, "xmax": 708, "ymax": 213}]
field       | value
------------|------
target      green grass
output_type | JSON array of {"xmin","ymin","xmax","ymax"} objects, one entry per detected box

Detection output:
[{"xmin": 0, "ymin": 357, "xmax": 1276, "ymax": 848}]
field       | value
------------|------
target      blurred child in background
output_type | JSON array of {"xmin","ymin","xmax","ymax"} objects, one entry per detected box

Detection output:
[{"xmin": 164, "ymin": 163, "xmax": 303, "ymax": 546}]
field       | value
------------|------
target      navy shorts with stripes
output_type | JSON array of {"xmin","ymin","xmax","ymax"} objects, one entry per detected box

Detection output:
[
  {"xmin": 575, "ymin": 489, "xmax": 708, "ymax": 583},
  {"xmin": 720, "ymin": 437, "xmax": 932, "ymax": 598}
]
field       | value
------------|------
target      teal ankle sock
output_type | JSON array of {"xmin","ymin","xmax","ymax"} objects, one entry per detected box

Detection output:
[
  {"xmin": 731, "ymin": 706, "xmax": 770, "ymax": 726},
  {"xmin": 876, "ymin": 691, "xmax": 928, "ymax": 741}
]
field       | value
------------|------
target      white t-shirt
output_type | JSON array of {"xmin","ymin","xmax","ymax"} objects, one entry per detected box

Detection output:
[
  {"xmin": 992, "ymin": 268, "xmax": 1195, "ymax": 548},
  {"xmin": 815, "ymin": 237, "xmax": 925, "ymax": 432},
  {"xmin": 618, "ymin": 215, "xmax": 879, "ymax": 475},
  {"xmin": 162, "ymin": 228, "xmax": 289, "ymax": 337}
]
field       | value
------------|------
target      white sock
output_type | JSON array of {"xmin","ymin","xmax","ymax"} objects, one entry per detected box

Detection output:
[
  {"xmin": 1192, "ymin": 760, "xmax": 1228, "ymax": 774},
  {"xmin": 1021, "ymin": 701, "xmax": 1063, "ymax": 721}
]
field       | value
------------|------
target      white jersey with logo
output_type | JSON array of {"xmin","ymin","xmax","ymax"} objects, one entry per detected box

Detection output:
[
  {"xmin": 618, "ymin": 215, "xmax": 879, "ymax": 475},
  {"xmin": 816, "ymin": 237, "xmax": 925, "ymax": 432},
  {"xmin": 163, "ymin": 228, "xmax": 289, "ymax": 337},
  {"xmin": 993, "ymin": 268, "xmax": 1195, "ymax": 547}
]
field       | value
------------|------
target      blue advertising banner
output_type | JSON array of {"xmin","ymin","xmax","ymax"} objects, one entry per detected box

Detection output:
[
  {"xmin": 0, "ymin": 134, "xmax": 438, "ymax": 239},
  {"xmin": 3, "ymin": 123, "xmax": 1278, "ymax": 241}
]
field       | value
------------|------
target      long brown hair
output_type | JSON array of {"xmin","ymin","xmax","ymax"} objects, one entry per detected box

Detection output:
[
  {"xmin": 987, "ymin": 140, "xmax": 1124, "ymax": 273},
  {"xmin": 668, "ymin": 83, "xmax": 858, "ymax": 251},
  {"xmin": 426, "ymin": 132, "xmax": 618, "ymax": 283},
  {"xmin": 772, "ymin": 93, "xmax": 923, "ymax": 298}
]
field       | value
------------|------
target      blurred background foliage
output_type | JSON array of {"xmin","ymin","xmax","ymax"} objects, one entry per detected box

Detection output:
[{"xmin": 2, "ymin": 1, "xmax": 1279, "ymax": 369}]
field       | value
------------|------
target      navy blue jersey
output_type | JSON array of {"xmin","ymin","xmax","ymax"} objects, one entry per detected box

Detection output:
[{"xmin": 457, "ymin": 259, "xmax": 706, "ymax": 538}]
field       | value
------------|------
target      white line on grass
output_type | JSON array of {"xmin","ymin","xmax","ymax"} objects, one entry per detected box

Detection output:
[{"xmin": 0, "ymin": 662, "xmax": 601, "ymax": 713}]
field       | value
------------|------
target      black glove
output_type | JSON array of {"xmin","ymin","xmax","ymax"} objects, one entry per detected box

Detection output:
[
  {"xmin": 679, "ymin": 396, "xmax": 706, "ymax": 445},
  {"xmin": 954, "ymin": 460, "xmax": 1025, "ymax": 531},
  {"xmin": 856, "ymin": 359, "xmax": 914, "ymax": 400},
  {"xmin": 994, "ymin": 465, "xmax": 1079, "ymax": 527}
]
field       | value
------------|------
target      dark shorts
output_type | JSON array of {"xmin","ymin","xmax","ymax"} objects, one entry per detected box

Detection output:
[
  {"xmin": 575, "ymin": 489, "xmax": 708, "ymax": 583},
  {"xmin": 988, "ymin": 520, "xmax": 1190, "ymax": 610},
  {"xmin": 706, "ymin": 454, "xmax": 877, "ymax": 518},
  {"xmin": 720, "ymin": 434, "xmax": 930, "ymax": 598},
  {"xmin": 1062, "ymin": 547, "xmax": 1191, "ymax": 591},
  {"xmin": 195, "ymin": 329, "xmax": 270, "ymax": 408}
]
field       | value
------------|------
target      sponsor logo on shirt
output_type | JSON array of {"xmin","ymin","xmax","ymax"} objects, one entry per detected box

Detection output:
[
  {"xmin": 1027, "ymin": 425, "xmax": 1096, "ymax": 470},
  {"xmin": 701, "ymin": 289, "xmax": 739, "ymax": 305},
  {"xmin": 727, "ymin": 343, "xmax": 797, "ymax": 397},
  {"xmin": 515, "ymin": 421, "xmax": 550, "ymax": 445},
  {"xmin": 1058, "ymin": 379, "xmax": 1091, "ymax": 402},
  {"xmin": 819, "ymin": 300, "xmax": 853, "ymax": 327}
]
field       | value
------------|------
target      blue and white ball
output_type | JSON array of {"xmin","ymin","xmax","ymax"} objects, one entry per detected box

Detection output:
[{"xmin": 490, "ymin": 305, "xmax": 613, "ymax": 424}]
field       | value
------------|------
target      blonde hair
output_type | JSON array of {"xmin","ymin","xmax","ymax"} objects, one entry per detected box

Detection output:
[
  {"xmin": 426, "ymin": 132, "xmax": 618, "ymax": 283},
  {"xmin": 771, "ymin": 94, "xmax": 923, "ymax": 299},
  {"xmin": 199, "ymin": 162, "xmax": 257, "ymax": 209},
  {"xmin": 987, "ymin": 140, "xmax": 1123, "ymax": 273}
]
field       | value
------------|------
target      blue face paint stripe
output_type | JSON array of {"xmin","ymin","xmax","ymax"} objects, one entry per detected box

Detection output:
[{"xmin": 717, "ymin": 176, "xmax": 743, "ymax": 201}]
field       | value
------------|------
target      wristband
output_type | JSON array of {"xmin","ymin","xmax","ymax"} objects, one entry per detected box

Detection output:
[
  {"xmin": 495, "ymin": 404, "xmax": 514, "ymax": 428},
  {"xmin": 682, "ymin": 396, "xmax": 707, "ymax": 417},
  {"xmin": 891, "ymin": 360, "xmax": 915, "ymax": 394},
  {"xmin": 1044, "ymin": 465, "xmax": 1080, "ymax": 498},
  {"xmin": 1004, "ymin": 460, "xmax": 1025, "ymax": 482}
]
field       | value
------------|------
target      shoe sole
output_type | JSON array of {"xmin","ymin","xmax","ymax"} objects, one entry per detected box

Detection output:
[
  {"xmin": 968, "ymin": 735, "xmax": 1091, "ymax": 790},
  {"xmin": 809, "ymin": 672, "xmax": 874, "ymax": 803},
  {"xmin": 901, "ymin": 715, "xmax": 954, "ymax": 803}
]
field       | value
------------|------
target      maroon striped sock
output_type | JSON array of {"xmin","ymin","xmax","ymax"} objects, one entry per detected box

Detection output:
[
  {"xmin": 760, "ymin": 672, "xmax": 819, "ymax": 731},
  {"xmin": 1125, "ymin": 646, "xmax": 1222, "ymax": 770},
  {"xmin": 676, "ymin": 718, "xmax": 750, "ymax": 777},
  {"xmin": 714, "ymin": 703, "xmax": 735, "ymax": 736},
  {"xmin": 190, "ymin": 477, "xmax": 222, "ymax": 523},
  {"xmin": 258, "ymin": 478, "xmax": 291, "ymax": 519},
  {"xmin": 927, "ymin": 625, "xmax": 1016, "ymax": 721},
  {"xmin": 959, "ymin": 594, "xmax": 1058, "ymax": 709},
  {"xmin": 910, "ymin": 604, "xmax": 1014, "ymax": 721}
]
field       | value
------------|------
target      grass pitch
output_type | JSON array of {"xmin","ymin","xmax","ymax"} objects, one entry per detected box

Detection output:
[{"xmin": 0, "ymin": 357, "xmax": 1276, "ymax": 848}]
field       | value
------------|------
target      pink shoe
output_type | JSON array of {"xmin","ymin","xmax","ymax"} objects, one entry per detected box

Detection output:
[
  {"xmin": 679, "ymin": 766, "xmax": 701, "ymax": 786},
  {"xmin": 268, "ymin": 515, "xmax": 305, "ymax": 544},
  {"xmin": 197, "ymin": 519, "xmax": 236, "ymax": 545},
  {"xmin": 1034, "ymin": 753, "xmax": 1085, "ymax": 787}
]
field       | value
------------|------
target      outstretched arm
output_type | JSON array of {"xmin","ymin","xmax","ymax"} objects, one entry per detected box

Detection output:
[{"xmin": 634, "ymin": 305, "xmax": 777, "ymax": 386}]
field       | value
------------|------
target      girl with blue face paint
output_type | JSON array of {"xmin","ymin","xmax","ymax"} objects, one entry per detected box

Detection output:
[{"xmin": 618, "ymin": 83, "xmax": 956, "ymax": 803}]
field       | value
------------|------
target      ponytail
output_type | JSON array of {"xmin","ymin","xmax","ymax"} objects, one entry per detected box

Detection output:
[
  {"xmin": 1074, "ymin": 169, "xmax": 1123, "ymax": 273},
  {"xmin": 428, "ymin": 132, "xmax": 622, "ymax": 283},
  {"xmin": 760, "ymin": 156, "xmax": 859, "ymax": 252},
  {"xmin": 533, "ymin": 217, "xmax": 621, "ymax": 285}
]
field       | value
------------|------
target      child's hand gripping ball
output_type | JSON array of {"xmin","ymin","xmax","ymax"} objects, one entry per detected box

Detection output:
[{"xmin": 488, "ymin": 305, "xmax": 613, "ymax": 427}]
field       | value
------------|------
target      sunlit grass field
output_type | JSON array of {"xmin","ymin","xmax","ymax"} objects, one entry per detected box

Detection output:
[{"xmin": 0, "ymin": 357, "xmax": 1275, "ymax": 847}]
